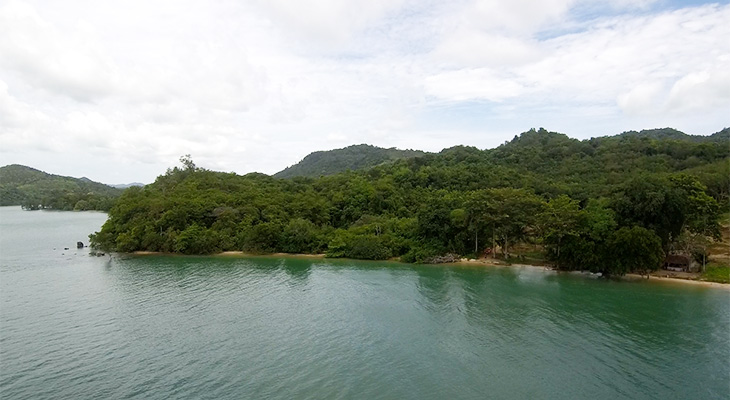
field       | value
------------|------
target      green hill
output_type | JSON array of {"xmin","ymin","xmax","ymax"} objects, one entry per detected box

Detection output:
[
  {"xmin": 274, "ymin": 144, "xmax": 427, "ymax": 178},
  {"xmin": 0, "ymin": 165, "xmax": 122, "ymax": 211}
]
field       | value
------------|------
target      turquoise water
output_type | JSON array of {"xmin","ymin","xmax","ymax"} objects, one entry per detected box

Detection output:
[{"xmin": 1, "ymin": 206, "xmax": 728, "ymax": 399}]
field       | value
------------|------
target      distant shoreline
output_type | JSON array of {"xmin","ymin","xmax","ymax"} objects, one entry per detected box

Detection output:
[{"xmin": 129, "ymin": 250, "xmax": 728, "ymax": 288}]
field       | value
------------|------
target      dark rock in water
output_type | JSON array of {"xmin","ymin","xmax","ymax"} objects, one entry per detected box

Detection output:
[{"xmin": 77, "ymin": 241, "xmax": 84, "ymax": 249}]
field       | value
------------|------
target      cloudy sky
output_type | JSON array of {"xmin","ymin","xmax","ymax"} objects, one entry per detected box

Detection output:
[{"xmin": 1, "ymin": 0, "xmax": 728, "ymax": 184}]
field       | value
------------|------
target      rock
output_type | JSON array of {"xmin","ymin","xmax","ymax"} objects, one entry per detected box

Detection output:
[
  {"xmin": 424, "ymin": 253, "xmax": 458, "ymax": 264},
  {"xmin": 77, "ymin": 241, "xmax": 84, "ymax": 249}
]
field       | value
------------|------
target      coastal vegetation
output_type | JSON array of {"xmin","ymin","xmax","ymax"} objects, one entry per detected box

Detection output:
[
  {"xmin": 702, "ymin": 263, "xmax": 730, "ymax": 284},
  {"xmin": 0, "ymin": 165, "xmax": 121, "ymax": 211},
  {"xmin": 90, "ymin": 128, "xmax": 728, "ymax": 277}
]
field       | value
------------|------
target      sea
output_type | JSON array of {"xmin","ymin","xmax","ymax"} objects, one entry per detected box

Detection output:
[{"xmin": 1, "ymin": 206, "xmax": 728, "ymax": 399}]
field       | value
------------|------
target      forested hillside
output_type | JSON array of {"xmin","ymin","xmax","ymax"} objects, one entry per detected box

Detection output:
[
  {"xmin": 0, "ymin": 165, "xmax": 122, "ymax": 211},
  {"xmin": 274, "ymin": 144, "xmax": 426, "ymax": 178},
  {"xmin": 615, "ymin": 127, "xmax": 729, "ymax": 143},
  {"xmin": 91, "ymin": 128, "xmax": 728, "ymax": 277}
]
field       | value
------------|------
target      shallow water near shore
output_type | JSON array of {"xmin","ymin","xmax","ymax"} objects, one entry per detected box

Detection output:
[{"xmin": 1, "ymin": 206, "xmax": 728, "ymax": 399}]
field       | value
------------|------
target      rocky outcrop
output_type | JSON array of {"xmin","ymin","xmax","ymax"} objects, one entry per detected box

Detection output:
[{"xmin": 424, "ymin": 253, "xmax": 458, "ymax": 264}]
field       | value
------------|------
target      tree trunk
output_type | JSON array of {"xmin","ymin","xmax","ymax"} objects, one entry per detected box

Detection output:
[
  {"xmin": 475, "ymin": 230, "xmax": 478, "ymax": 255},
  {"xmin": 492, "ymin": 230, "xmax": 496, "ymax": 259}
]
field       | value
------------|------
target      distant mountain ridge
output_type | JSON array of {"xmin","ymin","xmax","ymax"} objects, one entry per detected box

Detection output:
[
  {"xmin": 614, "ymin": 127, "xmax": 729, "ymax": 142},
  {"xmin": 0, "ymin": 164, "xmax": 122, "ymax": 211},
  {"xmin": 111, "ymin": 182, "xmax": 146, "ymax": 189},
  {"xmin": 274, "ymin": 128, "xmax": 727, "ymax": 179},
  {"xmin": 274, "ymin": 144, "xmax": 427, "ymax": 178}
]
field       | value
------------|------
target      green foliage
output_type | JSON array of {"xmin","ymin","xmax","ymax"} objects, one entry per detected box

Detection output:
[
  {"xmin": 242, "ymin": 222, "xmax": 283, "ymax": 253},
  {"xmin": 702, "ymin": 263, "xmax": 730, "ymax": 284},
  {"xmin": 685, "ymin": 160, "xmax": 730, "ymax": 210},
  {"xmin": 539, "ymin": 195, "xmax": 583, "ymax": 266},
  {"xmin": 325, "ymin": 230, "xmax": 391, "ymax": 260},
  {"xmin": 275, "ymin": 144, "xmax": 426, "ymax": 178},
  {"xmin": 541, "ymin": 198, "xmax": 617, "ymax": 271},
  {"xmin": 88, "ymin": 128, "xmax": 726, "ymax": 277},
  {"xmin": 0, "ymin": 164, "xmax": 122, "ymax": 211},
  {"xmin": 612, "ymin": 174, "xmax": 722, "ymax": 250},
  {"xmin": 606, "ymin": 226, "xmax": 664, "ymax": 276},
  {"xmin": 175, "ymin": 223, "xmax": 218, "ymax": 254},
  {"xmin": 281, "ymin": 218, "xmax": 328, "ymax": 254},
  {"xmin": 400, "ymin": 245, "xmax": 441, "ymax": 263}
]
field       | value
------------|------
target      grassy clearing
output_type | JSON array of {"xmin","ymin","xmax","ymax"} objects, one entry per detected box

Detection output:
[
  {"xmin": 702, "ymin": 263, "xmax": 730, "ymax": 284},
  {"xmin": 708, "ymin": 212, "xmax": 729, "ymax": 264}
]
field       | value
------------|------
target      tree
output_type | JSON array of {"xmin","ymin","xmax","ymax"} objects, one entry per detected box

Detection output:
[
  {"xmin": 542, "ymin": 199, "xmax": 617, "ymax": 271},
  {"xmin": 539, "ymin": 195, "xmax": 582, "ymax": 265},
  {"xmin": 480, "ymin": 188, "xmax": 543, "ymax": 258},
  {"xmin": 243, "ymin": 222, "xmax": 282, "ymax": 253},
  {"xmin": 180, "ymin": 154, "xmax": 197, "ymax": 171},
  {"xmin": 612, "ymin": 176, "xmax": 685, "ymax": 249},
  {"xmin": 670, "ymin": 174, "xmax": 721, "ymax": 240},
  {"xmin": 281, "ymin": 218, "xmax": 320, "ymax": 254},
  {"xmin": 605, "ymin": 226, "xmax": 664, "ymax": 277},
  {"xmin": 175, "ymin": 223, "xmax": 217, "ymax": 254}
]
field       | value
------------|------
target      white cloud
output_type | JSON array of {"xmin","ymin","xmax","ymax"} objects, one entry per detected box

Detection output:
[
  {"xmin": 432, "ymin": 32, "xmax": 544, "ymax": 68},
  {"xmin": 424, "ymin": 69, "xmax": 525, "ymax": 102},
  {"xmin": 0, "ymin": 1, "xmax": 117, "ymax": 102},
  {"xmin": 250, "ymin": 0, "xmax": 409, "ymax": 46},
  {"xmin": 425, "ymin": 3, "xmax": 730, "ymax": 115},
  {"xmin": 467, "ymin": 0, "xmax": 576, "ymax": 34},
  {"xmin": 665, "ymin": 65, "xmax": 730, "ymax": 112},
  {"xmin": 0, "ymin": 0, "xmax": 727, "ymax": 183},
  {"xmin": 616, "ymin": 82, "xmax": 665, "ymax": 115}
]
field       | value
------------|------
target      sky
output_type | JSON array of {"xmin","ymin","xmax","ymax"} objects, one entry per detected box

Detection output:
[{"xmin": 0, "ymin": 0, "xmax": 728, "ymax": 184}]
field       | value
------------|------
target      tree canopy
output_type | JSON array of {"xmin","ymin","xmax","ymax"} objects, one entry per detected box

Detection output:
[{"xmin": 89, "ymin": 127, "xmax": 727, "ymax": 276}]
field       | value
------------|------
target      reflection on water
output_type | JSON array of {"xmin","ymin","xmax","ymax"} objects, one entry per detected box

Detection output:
[
  {"xmin": 1, "ymin": 206, "xmax": 729, "ymax": 400},
  {"xmin": 278, "ymin": 257, "xmax": 312, "ymax": 284}
]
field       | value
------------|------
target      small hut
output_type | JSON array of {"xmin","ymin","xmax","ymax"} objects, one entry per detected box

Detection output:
[{"xmin": 664, "ymin": 255, "xmax": 691, "ymax": 272}]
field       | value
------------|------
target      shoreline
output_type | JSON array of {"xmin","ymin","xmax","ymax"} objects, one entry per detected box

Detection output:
[
  {"xmin": 129, "ymin": 250, "xmax": 728, "ymax": 288},
  {"xmin": 452, "ymin": 258, "xmax": 729, "ymax": 289},
  {"xmin": 623, "ymin": 273, "xmax": 729, "ymax": 289},
  {"xmin": 218, "ymin": 251, "xmax": 327, "ymax": 259},
  {"xmin": 131, "ymin": 250, "xmax": 328, "ymax": 259}
]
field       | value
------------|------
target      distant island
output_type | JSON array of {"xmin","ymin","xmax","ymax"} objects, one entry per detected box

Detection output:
[
  {"xmin": 0, "ymin": 165, "xmax": 122, "ymax": 211},
  {"xmin": 83, "ymin": 127, "xmax": 728, "ymax": 282},
  {"xmin": 110, "ymin": 182, "xmax": 146, "ymax": 189}
]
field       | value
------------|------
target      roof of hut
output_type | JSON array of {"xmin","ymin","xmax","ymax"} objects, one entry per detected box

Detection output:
[{"xmin": 665, "ymin": 254, "xmax": 690, "ymax": 265}]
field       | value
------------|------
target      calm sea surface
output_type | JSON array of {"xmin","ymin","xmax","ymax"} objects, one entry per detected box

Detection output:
[{"xmin": 0, "ymin": 206, "xmax": 728, "ymax": 399}]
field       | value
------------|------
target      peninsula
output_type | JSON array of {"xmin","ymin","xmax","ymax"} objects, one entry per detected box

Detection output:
[{"xmin": 87, "ymin": 127, "xmax": 728, "ymax": 281}]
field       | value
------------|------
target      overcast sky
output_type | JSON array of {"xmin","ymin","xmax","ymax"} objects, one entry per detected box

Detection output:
[{"xmin": 1, "ymin": 0, "xmax": 728, "ymax": 184}]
